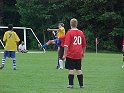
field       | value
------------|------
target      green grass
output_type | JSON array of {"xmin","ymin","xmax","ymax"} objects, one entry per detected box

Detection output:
[{"xmin": 0, "ymin": 51, "xmax": 124, "ymax": 93}]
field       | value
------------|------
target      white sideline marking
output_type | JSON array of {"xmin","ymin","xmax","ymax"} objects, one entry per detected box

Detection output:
[
  {"xmin": 0, "ymin": 52, "xmax": 45, "ymax": 54},
  {"xmin": 27, "ymin": 52, "xmax": 45, "ymax": 53}
]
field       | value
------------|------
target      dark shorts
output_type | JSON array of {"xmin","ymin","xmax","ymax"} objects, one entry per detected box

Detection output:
[
  {"xmin": 54, "ymin": 39, "xmax": 61, "ymax": 47},
  {"xmin": 4, "ymin": 51, "xmax": 15, "ymax": 58},
  {"xmin": 58, "ymin": 46, "xmax": 64, "ymax": 59},
  {"xmin": 122, "ymin": 52, "xmax": 124, "ymax": 56},
  {"xmin": 65, "ymin": 57, "xmax": 82, "ymax": 70}
]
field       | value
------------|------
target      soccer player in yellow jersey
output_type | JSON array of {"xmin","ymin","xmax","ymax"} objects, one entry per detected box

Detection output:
[
  {"xmin": 41, "ymin": 23, "xmax": 65, "ymax": 48},
  {"xmin": 41, "ymin": 23, "xmax": 65, "ymax": 69},
  {"xmin": 0, "ymin": 24, "xmax": 20, "ymax": 70}
]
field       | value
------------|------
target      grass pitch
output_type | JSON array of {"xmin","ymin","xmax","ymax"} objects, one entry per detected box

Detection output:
[{"xmin": 0, "ymin": 51, "xmax": 124, "ymax": 93}]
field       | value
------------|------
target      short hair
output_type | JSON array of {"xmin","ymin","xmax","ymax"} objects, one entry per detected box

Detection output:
[
  {"xmin": 70, "ymin": 18, "xmax": 78, "ymax": 28},
  {"xmin": 58, "ymin": 23, "xmax": 64, "ymax": 27},
  {"xmin": 8, "ymin": 24, "xmax": 13, "ymax": 30}
]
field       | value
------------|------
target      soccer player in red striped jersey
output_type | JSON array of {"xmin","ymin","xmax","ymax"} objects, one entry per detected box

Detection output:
[
  {"xmin": 58, "ymin": 36, "xmax": 65, "ymax": 69},
  {"xmin": 63, "ymin": 18, "xmax": 86, "ymax": 88},
  {"xmin": 122, "ymin": 35, "xmax": 124, "ymax": 68}
]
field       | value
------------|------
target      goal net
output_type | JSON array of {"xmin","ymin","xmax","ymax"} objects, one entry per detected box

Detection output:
[{"xmin": 0, "ymin": 26, "xmax": 45, "ymax": 53}]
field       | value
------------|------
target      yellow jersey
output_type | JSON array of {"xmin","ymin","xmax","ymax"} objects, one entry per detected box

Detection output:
[
  {"xmin": 3, "ymin": 31, "xmax": 20, "ymax": 51},
  {"xmin": 57, "ymin": 27, "xmax": 65, "ymax": 38}
]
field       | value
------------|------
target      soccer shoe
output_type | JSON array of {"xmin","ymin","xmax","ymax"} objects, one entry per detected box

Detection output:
[
  {"xmin": 56, "ymin": 65, "xmax": 59, "ymax": 69},
  {"xmin": 59, "ymin": 67, "xmax": 63, "ymax": 69},
  {"xmin": 0, "ymin": 64, "xmax": 4, "ymax": 69},
  {"xmin": 41, "ymin": 44, "xmax": 47, "ymax": 49},
  {"xmin": 80, "ymin": 86, "xmax": 84, "ymax": 88},
  {"xmin": 13, "ymin": 68, "xmax": 16, "ymax": 70},
  {"xmin": 122, "ymin": 65, "xmax": 124, "ymax": 68},
  {"xmin": 67, "ymin": 85, "xmax": 73, "ymax": 88}
]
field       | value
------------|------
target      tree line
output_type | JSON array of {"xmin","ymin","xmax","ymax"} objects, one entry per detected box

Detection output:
[{"xmin": 0, "ymin": 0, "xmax": 124, "ymax": 51}]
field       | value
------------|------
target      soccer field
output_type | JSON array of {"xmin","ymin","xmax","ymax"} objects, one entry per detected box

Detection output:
[{"xmin": 0, "ymin": 51, "xmax": 124, "ymax": 93}]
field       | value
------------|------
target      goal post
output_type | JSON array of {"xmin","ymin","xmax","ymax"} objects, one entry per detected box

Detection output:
[
  {"xmin": 0, "ymin": 39, "xmax": 4, "ymax": 48},
  {"xmin": 0, "ymin": 26, "xmax": 45, "ymax": 52},
  {"xmin": 26, "ymin": 28, "xmax": 45, "ymax": 52}
]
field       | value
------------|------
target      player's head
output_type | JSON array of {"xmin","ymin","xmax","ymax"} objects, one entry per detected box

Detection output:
[
  {"xmin": 70, "ymin": 18, "xmax": 78, "ymax": 28},
  {"xmin": 58, "ymin": 23, "xmax": 64, "ymax": 28},
  {"xmin": 8, "ymin": 24, "xmax": 13, "ymax": 30}
]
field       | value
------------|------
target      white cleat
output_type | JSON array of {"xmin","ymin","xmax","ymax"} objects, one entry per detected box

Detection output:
[
  {"xmin": 59, "ymin": 67, "xmax": 63, "ymax": 69},
  {"xmin": 122, "ymin": 65, "xmax": 124, "ymax": 68}
]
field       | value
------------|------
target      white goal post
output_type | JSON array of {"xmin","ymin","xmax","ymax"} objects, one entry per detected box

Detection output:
[
  {"xmin": 0, "ymin": 39, "xmax": 5, "ymax": 48},
  {"xmin": 0, "ymin": 26, "xmax": 45, "ymax": 52}
]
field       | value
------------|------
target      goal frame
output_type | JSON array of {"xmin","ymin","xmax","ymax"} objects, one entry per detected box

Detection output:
[{"xmin": 0, "ymin": 26, "xmax": 45, "ymax": 52}]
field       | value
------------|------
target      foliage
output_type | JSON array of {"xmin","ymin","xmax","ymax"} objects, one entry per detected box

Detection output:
[
  {"xmin": 2, "ymin": 0, "xmax": 124, "ymax": 51},
  {"xmin": 2, "ymin": 0, "xmax": 20, "ymax": 26}
]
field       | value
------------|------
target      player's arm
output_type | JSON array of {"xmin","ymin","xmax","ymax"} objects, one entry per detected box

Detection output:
[
  {"xmin": 14, "ymin": 32, "xmax": 20, "ymax": 44},
  {"xmin": 82, "ymin": 33, "xmax": 86, "ymax": 56},
  {"xmin": 14, "ymin": 32, "xmax": 20, "ymax": 48},
  {"xmin": 63, "ymin": 32, "xmax": 71, "ymax": 59},
  {"xmin": 47, "ymin": 28, "xmax": 59, "ymax": 32},
  {"xmin": 63, "ymin": 46, "xmax": 68, "ymax": 59},
  {"xmin": 82, "ymin": 48, "xmax": 86, "ymax": 57},
  {"xmin": 16, "ymin": 42, "xmax": 20, "ymax": 47},
  {"xmin": 3, "ymin": 32, "xmax": 7, "ymax": 45},
  {"xmin": 122, "ymin": 38, "xmax": 124, "ymax": 52},
  {"xmin": 122, "ymin": 45, "xmax": 124, "ymax": 52},
  {"xmin": 3, "ymin": 41, "xmax": 6, "ymax": 45}
]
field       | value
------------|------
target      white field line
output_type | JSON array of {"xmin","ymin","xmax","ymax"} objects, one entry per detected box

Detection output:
[{"xmin": 0, "ymin": 51, "xmax": 45, "ymax": 54}]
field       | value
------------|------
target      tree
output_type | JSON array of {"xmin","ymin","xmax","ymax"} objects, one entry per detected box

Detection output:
[
  {"xmin": 3, "ymin": 0, "xmax": 20, "ymax": 26},
  {"xmin": 76, "ymin": 0, "xmax": 124, "ymax": 51},
  {"xmin": 16, "ymin": 0, "xmax": 124, "ymax": 51},
  {"xmin": 0, "ymin": 0, "xmax": 3, "ymax": 25},
  {"xmin": 16, "ymin": 0, "xmax": 77, "ymax": 49}
]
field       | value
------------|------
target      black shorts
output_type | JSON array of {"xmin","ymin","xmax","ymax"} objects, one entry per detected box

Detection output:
[
  {"xmin": 58, "ymin": 46, "xmax": 64, "ymax": 59},
  {"xmin": 122, "ymin": 52, "xmax": 124, "ymax": 56},
  {"xmin": 65, "ymin": 57, "xmax": 82, "ymax": 70}
]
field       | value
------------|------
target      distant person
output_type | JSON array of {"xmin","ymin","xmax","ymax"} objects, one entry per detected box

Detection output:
[
  {"xmin": 18, "ymin": 41, "xmax": 28, "ymax": 53},
  {"xmin": 63, "ymin": 18, "xmax": 86, "ymax": 88},
  {"xmin": 0, "ymin": 24, "xmax": 20, "ymax": 70},
  {"xmin": 121, "ymin": 35, "xmax": 124, "ymax": 68}
]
